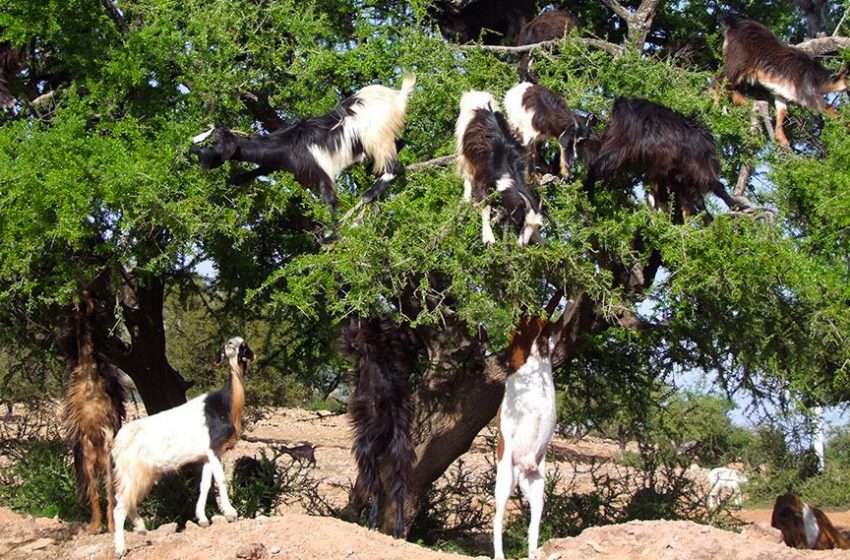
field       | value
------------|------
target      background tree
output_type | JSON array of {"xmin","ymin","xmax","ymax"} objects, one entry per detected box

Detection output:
[{"xmin": 1, "ymin": 0, "xmax": 849, "ymax": 536}]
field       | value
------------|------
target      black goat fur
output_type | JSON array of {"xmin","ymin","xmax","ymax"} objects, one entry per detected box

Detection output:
[
  {"xmin": 340, "ymin": 316, "xmax": 418, "ymax": 538},
  {"xmin": 584, "ymin": 97, "xmax": 739, "ymax": 223},
  {"xmin": 460, "ymin": 103, "xmax": 544, "ymax": 243}
]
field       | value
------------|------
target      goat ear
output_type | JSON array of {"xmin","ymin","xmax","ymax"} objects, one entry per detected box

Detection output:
[{"xmin": 585, "ymin": 113, "xmax": 597, "ymax": 128}]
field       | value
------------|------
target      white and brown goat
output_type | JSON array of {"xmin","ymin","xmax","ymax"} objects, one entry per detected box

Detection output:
[
  {"xmin": 771, "ymin": 493, "xmax": 850, "ymax": 550},
  {"xmin": 503, "ymin": 81, "xmax": 595, "ymax": 179},
  {"xmin": 719, "ymin": 16, "xmax": 848, "ymax": 147},
  {"xmin": 456, "ymin": 90, "xmax": 544, "ymax": 246},
  {"xmin": 493, "ymin": 312, "xmax": 565, "ymax": 560}
]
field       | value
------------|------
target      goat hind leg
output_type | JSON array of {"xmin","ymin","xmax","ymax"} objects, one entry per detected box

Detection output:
[
  {"xmin": 493, "ymin": 455, "xmax": 517, "ymax": 560},
  {"xmin": 774, "ymin": 98, "xmax": 791, "ymax": 147},
  {"xmin": 519, "ymin": 459, "xmax": 546, "ymax": 560}
]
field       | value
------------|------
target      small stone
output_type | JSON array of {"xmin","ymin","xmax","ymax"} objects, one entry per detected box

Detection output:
[
  {"xmin": 22, "ymin": 537, "xmax": 54, "ymax": 551},
  {"xmin": 34, "ymin": 517, "xmax": 55, "ymax": 526},
  {"xmin": 211, "ymin": 514, "xmax": 228, "ymax": 525},
  {"xmin": 545, "ymin": 554, "xmax": 562, "ymax": 560},
  {"xmin": 235, "ymin": 542, "xmax": 268, "ymax": 560},
  {"xmin": 184, "ymin": 521, "xmax": 202, "ymax": 532},
  {"xmin": 269, "ymin": 546, "xmax": 281, "ymax": 555}
]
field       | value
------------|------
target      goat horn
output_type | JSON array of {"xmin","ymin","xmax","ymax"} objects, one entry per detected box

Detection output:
[{"xmin": 191, "ymin": 125, "xmax": 215, "ymax": 144}]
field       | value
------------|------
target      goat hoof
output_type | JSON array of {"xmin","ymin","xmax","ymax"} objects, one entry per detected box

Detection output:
[
  {"xmin": 85, "ymin": 522, "xmax": 101, "ymax": 535},
  {"xmin": 198, "ymin": 519, "xmax": 210, "ymax": 528},
  {"xmin": 226, "ymin": 514, "xmax": 237, "ymax": 523}
]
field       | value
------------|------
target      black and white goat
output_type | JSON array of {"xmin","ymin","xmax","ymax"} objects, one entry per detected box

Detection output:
[
  {"xmin": 493, "ymin": 312, "xmax": 565, "ymax": 560},
  {"xmin": 456, "ymin": 90, "xmax": 544, "ymax": 246},
  {"xmin": 111, "ymin": 337, "xmax": 253, "ymax": 557},
  {"xmin": 719, "ymin": 17, "xmax": 848, "ymax": 147},
  {"xmin": 190, "ymin": 75, "xmax": 416, "ymax": 220},
  {"xmin": 584, "ymin": 97, "xmax": 740, "ymax": 223},
  {"xmin": 340, "ymin": 316, "xmax": 417, "ymax": 538},
  {"xmin": 516, "ymin": 10, "xmax": 578, "ymax": 82},
  {"xmin": 503, "ymin": 81, "xmax": 595, "ymax": 179}
]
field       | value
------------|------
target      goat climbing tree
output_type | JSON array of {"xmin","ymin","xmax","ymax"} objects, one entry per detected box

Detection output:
[{"xmin": 1, "ymin": 0, "xmax": 849, "ymax": 535}]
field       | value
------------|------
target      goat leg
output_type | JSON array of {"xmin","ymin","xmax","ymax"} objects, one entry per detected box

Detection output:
[{"xmin": 368, "ymin": 491, "xmax": 381, "ymax": 530}]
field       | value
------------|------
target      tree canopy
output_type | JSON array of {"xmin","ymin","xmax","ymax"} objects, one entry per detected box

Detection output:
[{"xmin": 1, "ymin": 0, "xmax": 849, "ymax": 533}]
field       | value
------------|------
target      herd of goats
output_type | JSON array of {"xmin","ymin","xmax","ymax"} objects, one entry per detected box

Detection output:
[{"xmin": 53, "ymin": 10, "xmax": 850, "ymax": 560}]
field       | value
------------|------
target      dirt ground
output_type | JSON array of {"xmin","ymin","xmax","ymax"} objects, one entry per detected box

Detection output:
[{"xmin": 2, "ymin": 406, "xmax": 849, "ymax": 560}]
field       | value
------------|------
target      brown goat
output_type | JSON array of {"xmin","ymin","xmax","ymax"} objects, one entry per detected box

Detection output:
[
  {"xmin": 771, "ymin": 493, "xmax": 850, "ymax": 550},
  {"xmin": 60, "ymin": 289, "xmax": 126, "ymax": 534},
  {"xmin": 719, "ymin": 16, "xmax": 848, "ymax": 147},
  {"xmin": 517, "ymin": 10, "xmax": 578, "ymax": 81},
  {"xmin": 583, "ymin": 97, "xmax": 740, "ymax": 223}
]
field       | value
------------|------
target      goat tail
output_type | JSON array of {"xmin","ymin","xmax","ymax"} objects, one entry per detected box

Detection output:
[{"xmin": 400, "ymin": 74, "xmax": 417, "ymax": 99}]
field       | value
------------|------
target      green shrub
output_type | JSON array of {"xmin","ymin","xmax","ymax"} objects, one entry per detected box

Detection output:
[{"xmin": 0, "ymin": 439, "xmax": 88, "ymax": 521}]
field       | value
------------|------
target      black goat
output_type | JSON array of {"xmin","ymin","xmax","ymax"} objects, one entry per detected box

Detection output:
[
  {"xmin": 429, "ymin": 0, "xmax": 535, "ymax": 45},
  {"xmin": 340, "ymin": 316, "xmax": 418, "ymax": 538},
  {"xmin": 584, "ymin": 97, "xmax": 739, "ymax": 223},
  {"xmin": 503, "ymin": 81, "xmax": 595, "ymax": 179},
  {"xmin": 191, "ymin": 75, "xmax": 416, "ymax": 219},
  {"xmin": 516, "ymin": 10, "xmax": 578, "ymax": 82},
  {"xmin": 456, "ymin": 90, "xmax": 544, "ymax": 246},
  {"xmin": 719, "ymin": 17, "xmax": 847, "ymax": 147}
]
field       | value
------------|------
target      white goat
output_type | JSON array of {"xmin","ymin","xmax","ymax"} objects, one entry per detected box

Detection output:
[
  {"xmin": 111, "ymin": 337, "xmax": 253, "ymax": 557},
  {"xmin": 493, "ymin": 314, "xmax": 564, "ymax": 560},
  {"xmin": 706, "ymin": 466, "xmax": 747, "ymax": 509}
]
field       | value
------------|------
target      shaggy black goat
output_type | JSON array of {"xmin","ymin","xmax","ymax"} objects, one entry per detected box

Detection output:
[
  {"xmin": 516, "ymin": 10, "xmax": 578, "ymax": 82},
  {"xmin": 340, "ymin": 316, "xmax": 418, "ymax": 538},
  {"xmin": 456, "ymin": 90, "xmax": 544, "ymax": 246},
  {"xmin": 503, "ymin": 81, "xmax": 595, "ymax": 179},
  {"xmin": 429, "ymin": 0, "xmax": 535, "ymax": 45},
  {"xmin": 719, "ymin": 17, "xmax": 847, "ymax": 147},
  {"xmin": 191, "ymin": 75, "xmax": 416, "ymax": 219},
  {"xmin": 584, "ymin": 97, "xmax": 740, "ymax": 223}
]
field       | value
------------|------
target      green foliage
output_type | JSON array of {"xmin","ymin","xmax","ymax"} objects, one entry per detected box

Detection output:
[{"xmin": 0, "ymin": 438, "xmax": 88, "ymax": 521}]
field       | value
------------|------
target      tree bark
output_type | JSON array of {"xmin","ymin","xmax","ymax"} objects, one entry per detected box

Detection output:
[{"xmin": 109, "ymin": 270, "xmax": 191, "ymax": 414}]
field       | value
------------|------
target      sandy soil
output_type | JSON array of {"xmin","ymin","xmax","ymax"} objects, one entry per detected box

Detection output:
[{"xmin": 2, "ymin": 406, "xmax": 849, "ymax": 560}]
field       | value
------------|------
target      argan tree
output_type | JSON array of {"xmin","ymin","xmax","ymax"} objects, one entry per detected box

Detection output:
[{"xmin": 1, "ymin": 0, "xmax": 849, "ymax": 536}]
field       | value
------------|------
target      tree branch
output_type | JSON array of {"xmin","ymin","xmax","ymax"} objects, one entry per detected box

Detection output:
[
  {"xmin": 795, "ymin": 35, "xmax": 850, "ymax": 55},
  {"xmin": 100, "ymin": 0, "xmax": 129, "ymax": 35},
  {"xmin": 601, "ymin": 0, "xmax": 631, "ymax": 20},
  {"xmin": 450, "ymin": 37, "xmax": 627, "ymax": 57},
  {"xmin": 406, "ymin": 155, "xmax": 455, "ymax": 172},
  {"xmin": 240, "ymin": 91, "xmax": 286, "ymax": 132}
]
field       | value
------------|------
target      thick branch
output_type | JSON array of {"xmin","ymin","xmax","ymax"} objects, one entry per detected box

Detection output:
[
  {"xmin": 406, "ymin": 155, "xmax": 455, "ymax": 172},
  {"xmin": 601, "ymin": 0, "xmax": 631, "ymax": 20},
  {"xmin": 241, "ymin": 91, "xmax": 286, "ymax": 132},
  {"xmin": 795, "ymin": 35, "xmax": 850, "ymax": 54}
]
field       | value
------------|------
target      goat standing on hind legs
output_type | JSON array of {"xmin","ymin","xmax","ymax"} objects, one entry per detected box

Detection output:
[
  {"xmin": 60, "ymin": 288, "xmax": 126, "ymax": 534},
  {"xmin": 493, "ymin": 302, "xmax": 568, "ymax": 560},
  {"xmin": 718, "ymin": 16, "xmax": 848, "ymax": 148},
  {"xmin": 340, "ymin": 316, "xmax": 418, "ymax": 538}
]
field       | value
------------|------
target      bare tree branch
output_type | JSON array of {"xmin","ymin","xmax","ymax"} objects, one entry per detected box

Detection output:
[
  {"xmin": 734, "ymin": 162, "xmax": 752, "ymax": 198},
  {"xmin": 407, "ymin": 155, "xmax": 455, "ymax": 172},
  {"xmin": 601, "ymin": 0, "xmax": 631, "ymax": 20},
  {"xmin": 240, "ymin": 91, "xmax": 286, "ymax": 132},
  {"xmin": 450, "ymin": 37, "xmax": 627, "ymax": 57},
  {"xmin": 795, "ymin": 35, "xmax": 850, "ymax": 54}
]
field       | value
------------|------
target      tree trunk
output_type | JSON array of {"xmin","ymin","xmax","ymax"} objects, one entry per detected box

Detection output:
[
  {"xmin": 357, "ymin": 292, "xmax": 603, "ymax": 534},
  {"xmin": 111, "ymin": 271, "xmax": 191, "ymax": 414}
]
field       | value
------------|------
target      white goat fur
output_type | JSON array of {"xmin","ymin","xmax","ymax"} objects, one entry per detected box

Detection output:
[
  {"xmin": 313, "ymin": 75, "xmax": 416, "ymax": 184},
  {"xmin": 706, "ymin": 466, "xmax": 747, "ymax": 509},
  {"xmin": 503, "ymin": 82, "xmax": 537, "ymax": 145},
  {"xmin": 111, "ymin": 339, "xmax": 247, "ymax": 557},
  {"xmin": 493, "ymin": 326, "xmax": 561, "ymax": 560}
]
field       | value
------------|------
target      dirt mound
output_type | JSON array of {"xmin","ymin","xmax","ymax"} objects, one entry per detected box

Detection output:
[{"xmin": 542, "ymin": 519, "xmax": 849, "ymax": 560}]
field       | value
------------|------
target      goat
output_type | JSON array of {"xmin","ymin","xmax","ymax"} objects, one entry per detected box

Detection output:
[
  {"xmin": 719, "ymin": 16, "xmax": 847, "ymax": 147},
  {"xmin": 340, "ymin": 315, "xmax": 418, "ymax": 539},
  {"xmin": 280, "ymin": 443, "xmax": 317, "ymax": 467},
  {"xmin": 493, "ymin": 309, "xmax": 566, "ymax": 560},
  {"xmin": 771, "ymin": 493, "xmax": 850, "ymax": 549},
  {"xmin": 429, "ymin": 0, "xmax": 535, "ymax": 45},
  {"xmin": 190, "ymin": 75, "xmax": 416, "ymax": 220},
  {"xmin": 706, "ymin": 466, "xmax": 747, "ymax": 509},
  {"xmin": 583, "ymin": 97, "xmax": 740, "ymax": 223},
  {"xmin": 60, "ymin": 288, "xmax": 126, "ymax": 534},
  {"xmin": 516, "ymin": 11, "xmax": 578, "ymax": 82},
  {"xmin": 111, "ymin": 337, "xmax": 253, "ymax": 557},
  {"xmin": 456, "ymin": 90, "xmax": 544, "ymax": 246},
  {"xmin": 503, "ymin": 81, "xmax": 595, "ymax": 179}
]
